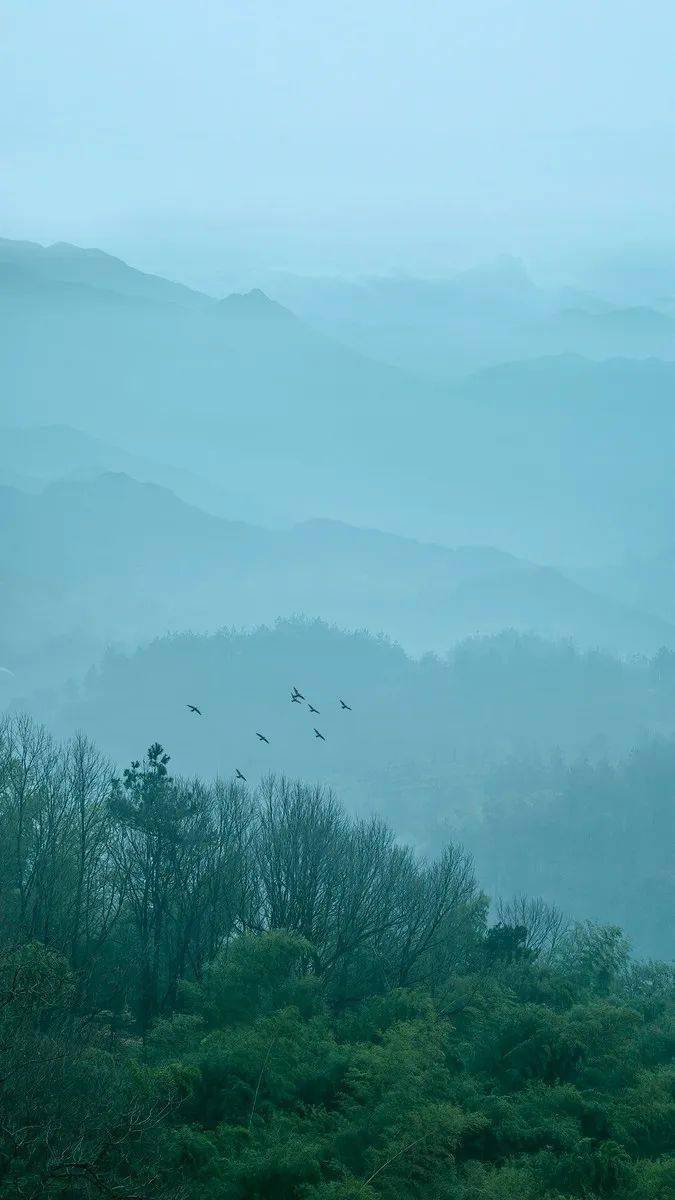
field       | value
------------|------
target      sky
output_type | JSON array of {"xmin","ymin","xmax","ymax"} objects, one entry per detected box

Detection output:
[{"xmin": 2, "ymin": 1, "xmax": 675, "ymax": 281}]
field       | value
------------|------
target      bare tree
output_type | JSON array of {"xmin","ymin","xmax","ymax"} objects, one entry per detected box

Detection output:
[
  {"xmin": 392, "ymin": 843, "xmax": 483, "ymax": 987},
  {"xmin": 496, "ymin": 894, "xmax": 570, "ymax": 963},
  {"xmin": 63, "ymin": 733, "xmax": 125, "ymax": 1000},
  {"xmin": 247, "ymin": 776, "xmax": 483, "ymax": 1002}
]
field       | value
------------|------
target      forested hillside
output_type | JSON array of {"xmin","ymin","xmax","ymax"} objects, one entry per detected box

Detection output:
[
  {"xmin": 469, "ymin": 741, "xmax": 675, "ymax": 959},
  {"xmin": 0, "ymin": 717, "xmax": 672, "ymax": 1200},
  {"xmin": 25, "ymin": 622, "xmax": 675, "ymax": 958}
]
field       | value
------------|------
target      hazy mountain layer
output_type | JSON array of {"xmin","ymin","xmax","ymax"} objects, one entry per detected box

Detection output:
[
  {"xmin": 5, "ymin": 239, "xmax": 675, "ymax": 562},
  {"xmin": 2, "ymin": 472, "xmax": 674, "ymax": 711},
  {"xmin": 263, "ymin": 259, "xmax": 675, "ymax": 379}
]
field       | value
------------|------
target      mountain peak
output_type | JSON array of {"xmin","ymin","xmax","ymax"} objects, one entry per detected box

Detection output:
[{"xmin": 219, "ymin": 288, "xmax": 295, "ymax": 322}]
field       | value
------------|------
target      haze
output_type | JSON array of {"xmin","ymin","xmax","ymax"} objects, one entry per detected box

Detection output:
[
  {"xmin": 1, "ymin": 9, "xmax": 674, "ymax": 1194},
  {"xmin": 4, "ymin": 1, "xmax": 675, "ymax": 283}
]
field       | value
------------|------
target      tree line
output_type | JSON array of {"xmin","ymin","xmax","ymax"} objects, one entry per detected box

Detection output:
[{"xmin": 0, "ymin": 714, "xmax": 672, "ymax": 1199}]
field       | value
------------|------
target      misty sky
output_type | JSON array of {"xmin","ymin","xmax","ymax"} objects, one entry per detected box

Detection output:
[{"xmin": 3, "ymin": 1, "xmax": 675, "ymax": 279}]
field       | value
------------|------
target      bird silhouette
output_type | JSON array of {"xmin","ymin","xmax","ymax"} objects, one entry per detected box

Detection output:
[
  {"xmin": 291, "ymin": 693, "xmax": 302, "ymax": 703},
  {"xmin": 339, "ymin": 699, "xmax": 352, "ymax": 711},
  {"xmin": 314, "ymin": 728, "xmax": 326, "ymax": 741},
  {"xmin": 308, "ymin": 704, "xmax": 320, "ymax": 714},
  {"xmin": 235, "ymin": 769, "xmax": 247, "ymax": 782},
  {"xmin": 186, "ymin": 704, "xmax": 202, "ymax": 716},
  {"xmin": 256, "ymin": 732, "xmax": 270, "ymax": 744},
  {"xmin": 292, "ymin": 686, "xmax": 305, "ymax": 700}
]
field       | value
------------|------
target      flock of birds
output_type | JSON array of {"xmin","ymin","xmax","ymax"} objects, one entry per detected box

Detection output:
[{"xmin": 185, "ymin": 686, "xmax": 352, "ymax": 783}]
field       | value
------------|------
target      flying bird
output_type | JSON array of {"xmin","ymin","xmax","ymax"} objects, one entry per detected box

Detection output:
[
  {"xmin": 292, "ymin": 687, "xmax": 305, "ymax": 700},
  {"xmin": 186, "ymin": 704, "xmax": 202, "ymax": 716},
  {"xmin": 235, "ymin": 769, "xmax": 247, "ymax": 782},
  {"xmin": 256, "ymin": 732, "xmax": 270, "ymax": 744},
  {"xmin": 308, "ymin": 704, "xmax": 320, "ymax": 714},
  {"xmin": 314, "ymin": 728, "xmax": 326, "ymax": 741},
  {"xmin": 291, "ymin": 693, "xmax": 302, "ymax": 703},
  {"xmin": 339, "ymin": 699, "xmax": 352, "ymax": 711}
]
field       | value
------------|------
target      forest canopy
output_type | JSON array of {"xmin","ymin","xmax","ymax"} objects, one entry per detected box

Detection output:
[{"xmin": 0, "ymin": 716, "xmax": 672, "ymax": 1199}]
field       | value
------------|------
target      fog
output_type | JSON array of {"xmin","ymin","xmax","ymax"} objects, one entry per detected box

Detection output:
[
  {"xmin": 1, "ymin": 10, "xmax": 674, "ymax": 1192},
  {"xmin": 4, "ymin": 236, "xmax": 675, "ymax": 961},
  {"xmin": 4, "ymin": 1, "xmax": 675, "ymax": 280}
]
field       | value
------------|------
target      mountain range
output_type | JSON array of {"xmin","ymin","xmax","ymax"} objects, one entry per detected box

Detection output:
[
  {"xmin": 262, "ymin": 257, "xmax": 675, "ymax": 378},
  {"xmin": 3, "ymin": 239, "xmax": 675, "ymax": 960},
  {"xmin": 2, "ymin": 467, "xmax": 675, "ymax": 710},
  {"xmin": 5, "ymin": 237, "xmax": 675, "ymax": 563}
]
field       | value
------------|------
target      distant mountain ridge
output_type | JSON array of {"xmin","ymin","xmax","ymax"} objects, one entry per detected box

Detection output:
[
  {"xmin": 0, "ymin": 236, "xmax": 211, "ymax": 307},
  {"xmin": 264, "ymin": 259, "xmax": 675, "ymax": 378},
  {"xmin": 0, "ymin": 423, "xmax": 272, "ymax": 524},
  {"xmin": 0, "ymin": 236, "xmax": 452, "ymax": 544},
  {"xmin": 2, "ymin": 470, "xmax": 675, "ymax": 709},
  {"xmin": 4, "ymin": 237, "xmax": 675, "ymax": 564}
]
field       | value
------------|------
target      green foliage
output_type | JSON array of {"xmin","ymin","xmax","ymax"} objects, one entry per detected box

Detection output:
[
  {"xmin": 0, "ymin": 941, "xmax": 74, "ymax": 1024},
  {"xmin": 201, "ymin": 931, "xmax": 319, "ymax": 1027},
  {"xmin": 0, "ymin": 721, "xmax": 672, "ymax": 1198}
]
